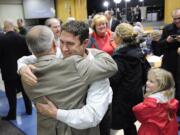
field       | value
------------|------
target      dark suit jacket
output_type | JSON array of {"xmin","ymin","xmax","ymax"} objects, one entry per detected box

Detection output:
[
  {"xmin": 110, "ymin": 45, "xmax": 144, "ymax": 129},
  {"xmin": 0, "ymin": 31, "xmax": 31, "ymax": 81},
  {"xmin": 19, "ymin": 26, "xmax": 28, "ymax": 36},
  {"xmin": 159, "ymin": 23, "xmax": 180, "ymax": 82},
  {"xmin": 111, "ymin": 18, "xmax": 120, "ymax": 32},
  {"xmin": 0, "ymin": 32, "xmax": 4, "ymax": 38}
]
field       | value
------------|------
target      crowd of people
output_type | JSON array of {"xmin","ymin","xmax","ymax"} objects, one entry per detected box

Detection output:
[{"xmin": 0, "ymin": 7, "xmax": 180, "ymax": 135}]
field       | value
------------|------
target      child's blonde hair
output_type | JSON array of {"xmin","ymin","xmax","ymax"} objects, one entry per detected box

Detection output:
[{"xmin": 145, "ymin": 68, "xmax": 175, "ymax": 98}]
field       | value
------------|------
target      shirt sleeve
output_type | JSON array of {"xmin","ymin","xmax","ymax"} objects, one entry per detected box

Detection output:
[
  {"xmin": 17, "ymin": 47, "xmax": 62, "ymax": 73},
  {"xmin": 17, "ymin": 55, "xmax": 37, "ymax": 73},
  {"xmin": 56, "ymin": 46, "xmax": 63, "ymax": 58},
  {"xmin": 56, "ymin": 79, "xmax": 112, "ymax": 129},
  {"xmin": 76, "ymin": 49, "xmax": 118, "ymax": 84}
]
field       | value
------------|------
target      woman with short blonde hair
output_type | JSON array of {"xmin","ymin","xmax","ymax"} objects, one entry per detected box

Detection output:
[
  {"xmin": 91, "ymin": 14, "xmax": 108, "ymax": 31},
  {"xmin": 87, "ymin": 14, "xmax": 116, "ymax": 55},
  {"xmin": 114, "ymin": 23, "xmax": 138, "ymax": 46}
]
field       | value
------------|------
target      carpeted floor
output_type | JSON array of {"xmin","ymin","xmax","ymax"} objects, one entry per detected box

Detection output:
[
  {"xmin": 0, "ymin": 91, "xmax": 37, "ymax": 135},
  {"xmin": 0, "ymin": 120, "xmax": 25, "ymax": 135}
]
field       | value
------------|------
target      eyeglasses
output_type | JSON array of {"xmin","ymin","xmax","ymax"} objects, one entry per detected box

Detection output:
[{"xmin": 173, "ymin": 17, "xmax": 180, "ymax": 21}]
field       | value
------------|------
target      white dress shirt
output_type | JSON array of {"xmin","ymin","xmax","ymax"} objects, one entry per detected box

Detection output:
[
  {"xmin": 17, "ymin": 48, "xmax": 112, "ymax": 129},
  {"xmin": 109, "ymin": 18, "xmax": 113, "ymax": 30}
]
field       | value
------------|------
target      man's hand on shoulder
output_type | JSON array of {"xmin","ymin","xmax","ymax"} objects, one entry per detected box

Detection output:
[
  {"xmin": 20, "ymin": 64, "xmax": 38, "ymax": 86},
  {"xmin": 36, "ymin": 97, "xmax": 58, "ymax": 119}
]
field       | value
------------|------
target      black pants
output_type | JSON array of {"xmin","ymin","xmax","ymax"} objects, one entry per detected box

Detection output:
[
  {"xmin": 123, "ymin": 123, "xmax": 137, "ymax": 135},
  {"xmin": 176, "ymin": 56, "xmax": 180, "ymax": 116},
  {"xmin": 4, "ymin": 78, "xmax": 32, "ymax": 117},
  {"xmin": 100, "ymin": 105, "xmax": 112, "ymax": 135}
]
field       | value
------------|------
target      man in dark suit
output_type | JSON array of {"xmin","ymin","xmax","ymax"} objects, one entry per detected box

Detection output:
[
  {"xmin": 0, "ymin": 19, "xmax": 32, "ymax": 120},
  {"xmin": 105, "ymin": 10, "xmax": 120, "ymax": 32},
  {"xmin": 159, "ymin": 8, "xmax": 180, "ymax": 114},
  {"xmin": 0, "ymin": 32, "xmax": 4, "ymax": 38},
  {"xmin": 17, "ymin": 18, "xmax": 28, "ymax": 36}
]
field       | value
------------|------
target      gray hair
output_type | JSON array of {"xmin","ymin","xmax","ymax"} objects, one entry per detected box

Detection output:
[
  {"xmin": 135, "ymin": 22, "xmax": 143, "ymax": 28},
  {"xmin": 26, "ymin": 25, "xmax": 54, "ymax": 56},
  {"xmin": 3, "ymin": 19, "xmax": 14, "ymax": 32},
  {"xmin": 45, "ymin": 18, "xmax": 60, "ymax": 27}
]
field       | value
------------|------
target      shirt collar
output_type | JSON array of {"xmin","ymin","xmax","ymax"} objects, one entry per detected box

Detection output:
[
  {"xmin": 37, "ymin": 55, "xmax": 56, "ymax": 62},
  {"xmin": 148, "ymin": 90, "xmax": 174, "ymax": 103},
  {"xmin": 86, "ymin": 49, "xmax": 94, "ymax": 60}
]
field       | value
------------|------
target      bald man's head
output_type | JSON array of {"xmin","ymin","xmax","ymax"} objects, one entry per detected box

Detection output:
[
  {"xmin": 172, "ymin": 8, "xmax": 180, "ymax": 28},
  {"xmin": 26, "ymin": 25, "xmax": 55, "ymax": 56},
  {"xmin": 3, "ymin": 19, "xmax": 14, "ymax": 32}
]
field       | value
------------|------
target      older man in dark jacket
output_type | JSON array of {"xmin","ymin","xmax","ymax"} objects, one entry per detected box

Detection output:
[
  {"xmin": 159, "ymin": 8, "xmax": 180, "ymax": 107},
  {"xmin": 0, "ymin": 19, "xmax": 32, "ymax": 120}
]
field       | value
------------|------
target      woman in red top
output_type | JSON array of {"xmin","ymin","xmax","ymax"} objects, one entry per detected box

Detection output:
[
  {"xmin": 87, "ymin": 14, "xmax": 116, "ymax": 55},
  {"xmin": 133, "ymin": 68, "xmax": 179, "ymax": 135}
]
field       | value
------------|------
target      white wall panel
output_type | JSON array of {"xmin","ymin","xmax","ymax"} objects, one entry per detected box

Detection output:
[
  {"xmin": 0, "ymin": 4, "xmax": 23, "ymax": 26},
  {"xmin": 0, "ymin": 0, "xmax": 22, "ymax": 4}
]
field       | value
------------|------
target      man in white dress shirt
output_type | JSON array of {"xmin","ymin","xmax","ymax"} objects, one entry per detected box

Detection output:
[{"xmin": 18, "ymin": 21, "xmax": 114, "ymax": 130}]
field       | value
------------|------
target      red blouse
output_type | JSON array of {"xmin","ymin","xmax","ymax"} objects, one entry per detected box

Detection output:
[
  {"xmin": 91, "ymin": 30, "xmax": 116, "ymax": 55},
  {"xmin": 133, "ymin": 97, "xmax": 179, "ymax": 135}
]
